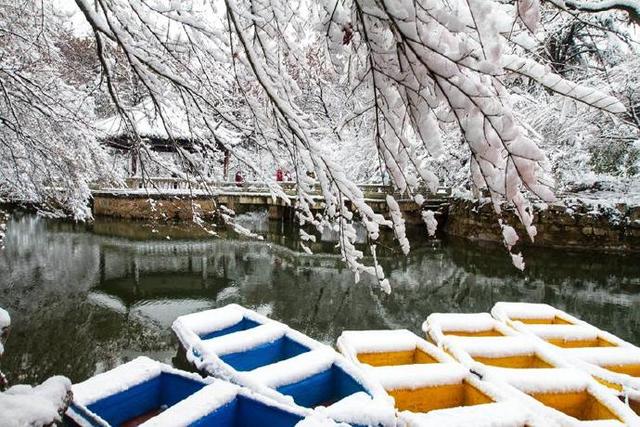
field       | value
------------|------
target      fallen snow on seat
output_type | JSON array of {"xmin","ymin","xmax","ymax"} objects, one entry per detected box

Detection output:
[
  {"xmin": 485, "ymin": 367, "xmax": 589, "ymax": 394},
  {"xmin": 368, "ymin": 363, "xmax": 468, "ymax": 390},
  {"xmin": 423, "ymin": 312, "xmax": 519, "ymax": 351},
  {"xmin": 398, "ymin": 401, "xmax": 530, "ymax": 427},
  {"xmin": 423, "ymin": 312, "xmax": 504, "ymax": 334},
  {"xmin": 73, "ymin": 356, "xmax": 165, "ymax": 405},
  {"xmin": 337, "ymin": 329, "xmax": 419, "ymax": 354},
  {"xmin": 321, "ymin": 391, "xmax": 396, "ymax": 426},
  {"xmin": 524, "ymin": 325, "xmax": 599, "ymax": 341},
  {"xmin": 197, "ymin": 323, "xmax": 286, "ymax": 356},
  {"xmin": 336, "ymin": 329, "xmax": 453, "ymax": 365},
  {"xmin": 492, "ymin": 302, "xmax": 558, "ymax": 321},
  {"xmin": 140, "ymin": 382, "xmax": 238, "ymax": 426},
  {"xmin": 248, "ymin": 349, "xmax": 335, "ymax": 388},
  {"xmin": 0, "ymin": 376, "xmax": 71, "ymax": 427},
  {"xmin": 174, "ymin": 304, "xmax": 245, "ymax": 337},
  {"xmin": 446, "ymin": 336, "xmax": 536, "ymax": 358},
  {"xmin": 563, "ymin": 347, "xmax": 640, "ymax": 366}
]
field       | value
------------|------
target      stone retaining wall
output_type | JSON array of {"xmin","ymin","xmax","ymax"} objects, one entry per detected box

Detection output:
[
  {"xmin": 445, "ymin": 198, "xmax": 640, "ymax": 252},
  {"xmin": 93, "ymin": 195, "xmax": 216, "ymax": 221}
]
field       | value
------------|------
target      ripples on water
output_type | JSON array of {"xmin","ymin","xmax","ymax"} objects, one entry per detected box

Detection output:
[{"xmin": 0, "ymin": 212, "xmax": 638, "ymax": 385}]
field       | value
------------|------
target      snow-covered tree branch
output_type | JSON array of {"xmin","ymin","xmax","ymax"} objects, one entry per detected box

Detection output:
[{"xmin": 1, "ymin": 0, "xmax": 636, "ymax": 289}]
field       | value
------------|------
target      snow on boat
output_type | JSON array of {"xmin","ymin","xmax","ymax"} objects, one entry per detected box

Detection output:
[
  {"xmin": 336, "ymin": 329, "xmax": 537, "ymax": 426},
  {"xmin": 171, "ymin": 304, "xmax": 395, "ymax": 426},
  {"xmin": 492, "ymin": 302, "xmax": 640, "ymax": 415},
  {"xmin": 424, "ymin": 312, "xmax": 640, "ymax": 426},
  {"xmin": 65, "ymin": 356, "xmax": 322, "ymax": 427}
]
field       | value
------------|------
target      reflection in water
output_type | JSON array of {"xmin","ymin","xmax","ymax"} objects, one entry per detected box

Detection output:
[{"xmin": 0, "ymin": 213, "xmax": 638, "ymax": 386}]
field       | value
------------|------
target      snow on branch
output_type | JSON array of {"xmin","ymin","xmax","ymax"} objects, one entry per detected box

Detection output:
[
  {"xmin": 51, "ymin": 0, "xmax": 632, "ymax": 278},
  {"xmin": 503, "ymin": 56, "xmax": 627, "ymax": 114},
  {"xmin": 561, "ymin": 0, "xmax": 640, "ymax": 22}
]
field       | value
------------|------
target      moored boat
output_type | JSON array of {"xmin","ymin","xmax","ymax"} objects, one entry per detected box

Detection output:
[
  {"xmin": 424, "ymin": 312, "xmax": 640, "ymax": 426},
  {"xmin": 336, "ymin": 329, "xmax": 537, "ymax": 426},
  {"xmin": 171, "ymin": 304, "xmax": 395, "ymax": 426},
  {"xmin": 65, "ymin": 356, "xmax": 316, "ymax": 427},
  {"xmin": 492, "ymin": 302, "xmax": 640, "ymax": 415}
]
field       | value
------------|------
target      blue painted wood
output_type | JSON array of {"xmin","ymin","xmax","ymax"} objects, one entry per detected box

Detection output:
[
  {"xmin": 276, "ymin": 364, "xmax": 367, "ymax": 408},
  {"xmin": 160, "ymin": 372, "xmax": 207, "ymax": 407},
  {"xmin": 220, "ymin": 336, "xmax": 310, "ymax": 372},
  {"xmin": 85, "ymin": 373, "xmax": 206, "ymax": 426},
  {"xmin": 199, "ymin": 318, "xmax": 261, "ymax": 341},
  {"xmin": 189, "ymin": 395, "xmax": 304, "ymax": 427},
  {"xmin": 190, "ymin": 399, "xmax": 238, "ymax": 427},
  {"xmin": 65, "ymin": 403, "xmax": 106, "ymax": 426}
]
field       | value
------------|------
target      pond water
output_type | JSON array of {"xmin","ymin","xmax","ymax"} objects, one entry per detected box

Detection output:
[{"xmin": 0, "ymin": 212, "xmax": 639, "ymax": 386}]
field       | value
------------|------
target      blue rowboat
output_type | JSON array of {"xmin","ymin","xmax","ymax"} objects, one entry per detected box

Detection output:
[
  {"xmin": 65, "ymin": 356, "xmax": 313, "ymax": 427},
  {"xmin": 172, "ymin": 304, "xmax": 395, "ymax": 426}
]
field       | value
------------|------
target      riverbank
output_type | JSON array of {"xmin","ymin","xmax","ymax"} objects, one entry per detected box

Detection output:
[{"xmin": 445, "ymin": 198, "xmax": 640, "ymax": 252}]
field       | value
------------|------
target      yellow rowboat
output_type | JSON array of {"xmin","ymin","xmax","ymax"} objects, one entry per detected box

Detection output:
[
  {"xmin": 424, "ymin": 313, "xmax": 640, "ymax": 426},
  {"xmin": 492, "ymin": 302, "xmax": 640, "ymax": 414},
  {"xmin": 424, "ymin": 313, "xmax": 566, "ymax": 370},
  {"xmin": 424, "ymin": 311, "xmax": 519, "ymax": 342},
  {"xmin": 336, "ymin": 329, "xmax": 538, "ymax": 426}
]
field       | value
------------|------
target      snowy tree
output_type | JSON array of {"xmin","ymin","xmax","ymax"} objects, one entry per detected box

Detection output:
[
  {"xmin": 0, "ymin": 2, "xmax": 113, "ymax": 219},
  {"xmin": 1, "ymin": 0, "xmax": 635, "ymax": 288}
]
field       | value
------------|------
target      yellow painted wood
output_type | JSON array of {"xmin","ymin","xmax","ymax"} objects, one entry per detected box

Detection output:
[
  {"xmin": 474, "ymin": 354, "xmax": 553, "ymax": 369},
  {"xmin": 529, "ymin": 391, "xmax": 620, "ymax": 421},
  {"xmin": 547, "ymin": 337, "xmax": 617, "ymax": 348},
  {"xmin": 602, "ymin": 363, "xmax": 640, "ymax": 377},
  {"xmin": 512, "ymin": 316, "xmax": 573, "ymax": 325},
  {"xmin": 357, "ymin": 349, "xmax": 438, "ymax": 367},
  {"xmin": 387, "ymin": 381, "xmax": 493, "ymax": 412},
  {"xmin": 444, "ymin": 329, "xmax": 505, "ymax": 337},
  {"xmin": 594, "ymin": 376, "xmax": 623, "ymax": 392}
]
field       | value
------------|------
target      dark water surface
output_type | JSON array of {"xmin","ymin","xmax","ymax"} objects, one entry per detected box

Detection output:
[{"xmin": 1, "ymin": 213, "xmax": 639, "ymax": 386}]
